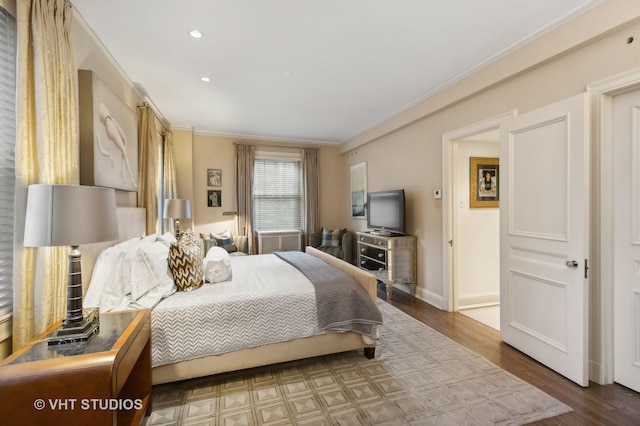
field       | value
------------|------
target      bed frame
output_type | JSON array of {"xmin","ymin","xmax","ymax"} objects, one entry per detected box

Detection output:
[{"xmin": 84, "ymin": 208, "xmax": 378, "ymax": 385}]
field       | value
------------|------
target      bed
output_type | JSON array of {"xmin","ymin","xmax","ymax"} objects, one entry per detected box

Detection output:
[{"xmin": 83, "ymin": 208, "xmax": 380, "ymax": 385}]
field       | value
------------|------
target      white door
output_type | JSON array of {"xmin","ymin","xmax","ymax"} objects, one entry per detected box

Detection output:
[
  {"xmin": 613, "ymin": 88, "xmax": 640, "ymax": 392},
  {"xmin": 500, "ymin": 93, "xmax": 589, "ymax": 386}
]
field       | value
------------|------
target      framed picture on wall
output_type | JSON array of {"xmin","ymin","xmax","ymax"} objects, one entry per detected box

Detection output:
[
  {"xmin": 350, "ymin": 162, "xmax": 367, "ymax": 219},
  {"xmin": 207, "ymin": 190, "xmax": 221, "ymax": 207},
  {"xmin": 469, "ymin": 157, "xmax": 499, "ymax": 208},
  {"xmin": 207, "ymin": 169, "xmax": 222, "ymax": 187}
]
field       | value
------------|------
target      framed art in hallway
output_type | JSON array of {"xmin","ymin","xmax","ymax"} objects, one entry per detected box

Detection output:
[
  {"xmin": 469, "ymin": 157, "xmax": 499, "ymax": 208},
  {"xmin": 207, "ymin": 190, "xmax": 221, "ymax": 207}
]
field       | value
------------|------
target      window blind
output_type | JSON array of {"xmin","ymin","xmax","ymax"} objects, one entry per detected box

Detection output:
[
  {"xmin": 253, "ymin": 157, "xmax": 303, "ymax": 231},
  {"xmin": 0, "ymin": 6, "xmax": 16, "ymax": 318}
]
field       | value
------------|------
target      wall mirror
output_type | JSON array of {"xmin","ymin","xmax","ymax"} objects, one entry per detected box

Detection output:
[{"xmin": 350, "ymin": 162, "xmax": 367, "ymax": 219}]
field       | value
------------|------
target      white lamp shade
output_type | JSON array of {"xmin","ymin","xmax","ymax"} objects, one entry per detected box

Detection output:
[
  {"xmin": 163, "ymin": 198, "xmax": 191, "ymax": 219},
  {"xmin": 23, "ymin": 184, "xmax": 119, "ymax": 247}
]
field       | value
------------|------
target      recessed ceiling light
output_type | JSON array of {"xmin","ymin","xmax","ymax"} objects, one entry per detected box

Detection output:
[
  {"xmin": 201, "ymin": 77, "xmax": 211, "ymax": 82},
  {"xmin": 189, "ymin": 30, "xmax": 203, "ymax": 39}
]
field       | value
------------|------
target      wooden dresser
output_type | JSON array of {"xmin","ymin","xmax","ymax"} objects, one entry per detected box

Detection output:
[{"xmin": 0, "ymin": 309, "xmax": 151, "ymax": 425}]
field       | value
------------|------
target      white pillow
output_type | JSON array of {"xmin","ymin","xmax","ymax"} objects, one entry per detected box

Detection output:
[
  {"xmin": 211, "ymin": 229, "xmax": 233, "ymax": 239},
  {"xmin": 203, "ymin": 246, "xmax": 232, "ymax": 283},
  {"xmin": 138, "ymin": 240, "xmax": 176, "ymax": 297},
  {"xmin": 84, "ymin": 236, "xmax": 141, "ymax": 310},
  {"xmin": 85, "ymin": 235, "xmax": 179, "ymax": 311},
  {"xmin": 129, "ymin": 248, "xmax": 159, "ymax": 300},
  {"xmin": 156, "ymin": 232, "xmax": 177, "ymax": 247}
]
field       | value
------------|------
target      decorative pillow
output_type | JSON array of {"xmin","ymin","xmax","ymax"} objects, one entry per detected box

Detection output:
[
  {"xmin": 168, "ymin": 229, "xmax": 204, "ymax": 291},
  {"xmin": 156, "ymin": 232, "xmax": 177, "ymax": 247},
  {"xmin": 203, "ymin": 246, "xmax": 232, "ymax": 283},
  {"xmin": 211, "ymin": 229, "xmax": 238, "ymax": 253},
  {"xmin": 321, "ymin": 228, "xmax": 346, "ymax": 247}
]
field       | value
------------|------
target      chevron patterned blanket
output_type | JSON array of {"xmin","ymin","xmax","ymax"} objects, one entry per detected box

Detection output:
[{"xmin": 151, "ymin": 253, "xmax": 323, "ymax": 367}]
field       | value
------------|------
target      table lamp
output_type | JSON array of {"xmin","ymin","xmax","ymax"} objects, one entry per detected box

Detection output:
[
  {"xmin": 163, "ymin": 198, "xmax": 191, "ymax": 238},
  {"xmin": 23, "ymin": 184, "xmax": 118, "ymax": 345}
]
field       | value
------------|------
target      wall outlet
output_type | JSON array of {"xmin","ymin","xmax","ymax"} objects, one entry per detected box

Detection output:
[{"xmin": 433, "ymin": 189, "xmax": 442, "ymax": 199}]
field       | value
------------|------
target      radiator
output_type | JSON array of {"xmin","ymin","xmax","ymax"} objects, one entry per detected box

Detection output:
[{"xmin": 256, "ymin": 230, "xmax": 303, "ymax": 254}]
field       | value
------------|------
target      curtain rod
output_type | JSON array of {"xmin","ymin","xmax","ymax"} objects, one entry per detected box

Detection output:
[{"xmin": 232, "ymin": 141, "xmax": 319, "ymax": 150}]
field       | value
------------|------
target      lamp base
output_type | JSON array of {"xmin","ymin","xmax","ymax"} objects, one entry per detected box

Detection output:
[{"xmin": 47, "ymin": 308, "xmax": 100, "ymax": 346}]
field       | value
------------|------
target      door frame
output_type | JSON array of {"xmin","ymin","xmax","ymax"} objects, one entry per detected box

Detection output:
[
  {"xmin": 588, "ymin": 67, "xmax": 640, "ymax": 384},
  {"xmin": 441, "ymin": 111, "xmax": 516, "ymax": 312}
]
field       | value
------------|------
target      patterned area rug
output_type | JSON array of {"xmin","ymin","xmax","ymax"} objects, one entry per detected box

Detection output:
[{"xmin": 144, "ymin": 300, "xmax": 572, "ymax": 425}]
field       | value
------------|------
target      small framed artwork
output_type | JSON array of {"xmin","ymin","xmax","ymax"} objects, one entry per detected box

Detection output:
[
  {"xmin": 207, "ymin": 169, "xmax": 222, "ymax": 187},
  {"xmin": 469, "ymin": 157, "xmax": 499, "ymax": 208},
  {"xmin": 350, "ymin": 162, "xmax": 367, "ymax": 219},
  {"xmin": 207, "ymin": 190, "xmax": 221, "ymax": 207}
]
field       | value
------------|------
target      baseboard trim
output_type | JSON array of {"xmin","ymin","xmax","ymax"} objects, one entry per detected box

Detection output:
[
  {"xmin": 415, "ymin": 287, "xmax": 446, "ymax": 310},
  {"xmin": 458, "ymin": 293, "xmax": 500, "ymax": 309}
]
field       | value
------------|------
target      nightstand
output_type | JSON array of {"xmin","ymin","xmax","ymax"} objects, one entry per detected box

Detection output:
[{"xmin": 0, "ymin": 309, "xmax": 151, "ymax": 425}]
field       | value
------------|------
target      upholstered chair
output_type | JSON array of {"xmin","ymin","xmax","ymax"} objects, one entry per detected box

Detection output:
[
  {"xmin": 308, "ymin": 228, "xmax": 354, "ymax": 264},
  {"xmin": 201, "ymin": 233, "xmax": 249, "ymax": 256}
]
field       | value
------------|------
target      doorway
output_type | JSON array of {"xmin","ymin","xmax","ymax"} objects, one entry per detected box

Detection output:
[
  {"xmin": 453, "ymin": 135, "xmax": 500, "ymax": 330},
  {"xmin": 589, "ymin": 68, "xmax": 640, "ymax": 389},
  {"xmin": 442, "ymin": 112, "xmax": 515, "ymax": 330}
]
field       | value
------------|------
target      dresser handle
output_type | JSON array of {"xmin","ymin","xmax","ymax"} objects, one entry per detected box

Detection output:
[{"xmin": 378, "ymin": 253, "xmax": 384, "ymax": 259}]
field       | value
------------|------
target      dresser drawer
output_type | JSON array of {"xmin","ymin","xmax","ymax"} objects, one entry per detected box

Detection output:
[
  {"xmin": 359, "ymin": 245, "xmax": 386, "ymax": 261},
  {"xmin": 357, "ymin": 234, "xmax": 387, "ymax": 247},
  {"xmin": 359, "ymin": 257, "xmax": 385, "ymax": 272}
]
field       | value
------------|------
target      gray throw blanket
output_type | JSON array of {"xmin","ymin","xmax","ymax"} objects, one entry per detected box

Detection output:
[{"xmin": 275, "ymin": 251, "xmax": 382, "ymax": 339}]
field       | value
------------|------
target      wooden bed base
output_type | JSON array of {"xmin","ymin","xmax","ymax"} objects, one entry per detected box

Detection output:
[{"xmin": 152, "ymin": 246, "xmax": 378, "ymax": 385}]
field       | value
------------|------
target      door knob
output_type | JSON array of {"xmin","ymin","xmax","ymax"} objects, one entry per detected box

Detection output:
[{"xmin": 566, "ymin": 260, "xmax": 578, "ymax": 268}]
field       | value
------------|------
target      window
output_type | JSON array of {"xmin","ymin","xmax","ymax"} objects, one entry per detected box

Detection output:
[
  {"xmin": 253, "ymin": 152, "xmax": 303, "ymax": 231},
  {"xmin": 0, "ymin": 4, "xmax": 16, "ymax": 320}
]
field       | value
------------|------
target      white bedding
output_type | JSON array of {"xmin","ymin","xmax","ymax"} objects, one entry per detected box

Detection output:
[
  {"xmin": 84, "ymin": 233, "xmax": 177, "ymax": 312},
  {"xmin": 85, "ymin": 237, "xmax": 376, "ymax": 369},
  {"xmin": 151, "ymin": 254, "xmax": 321, "ymax": 367}
]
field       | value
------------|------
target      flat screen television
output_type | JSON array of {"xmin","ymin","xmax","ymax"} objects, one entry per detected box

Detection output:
[{"xmin": 367, "ymin": 189, "xmax": 405, "ymax": 235}]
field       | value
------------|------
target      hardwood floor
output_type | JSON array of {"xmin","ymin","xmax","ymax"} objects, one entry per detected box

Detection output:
[{"xmin": 378, "ymin": 285, "xmax": 640, "ymax": 426}]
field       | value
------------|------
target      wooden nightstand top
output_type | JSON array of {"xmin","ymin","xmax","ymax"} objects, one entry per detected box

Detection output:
[{"xmin": 4, "ymin": 309, "xmax": 146, "ymax": 366}]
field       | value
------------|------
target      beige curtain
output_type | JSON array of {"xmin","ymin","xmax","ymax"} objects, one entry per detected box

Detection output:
[
  {"xmin": 138, "ymin": 106, "xmax": 159, "ymax": 235},
  {"xmin": 13, "ymin": 0, "xmax": 77, "ymax": 349},
  {"xmin": 303, "ymin": 148, "xmax": 320, "ymax": 236},
  {"xmin": 235, "ymin": 144, "xmax": 255, "ymax": 254},
  {"xmin": 162, "ymin": 131, "xmax": 177, "ymax": 233}
]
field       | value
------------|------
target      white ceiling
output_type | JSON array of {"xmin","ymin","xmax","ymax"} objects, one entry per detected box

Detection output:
[{"xmin": 71, "ymin": 0, "xmax": 600, "ymax": 144}]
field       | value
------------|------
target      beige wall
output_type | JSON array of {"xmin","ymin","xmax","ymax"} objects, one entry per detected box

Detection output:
[
  {"xmin": 341, "ymin": 11, "xmax": 640, "ymax": 305},
  {"xmin": 170, "ymin": 132, "xmax": 345, "ymax": 236}
]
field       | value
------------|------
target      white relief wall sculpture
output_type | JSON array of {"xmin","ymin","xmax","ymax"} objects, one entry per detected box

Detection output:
[
  {"xmin": 79, "ymin": 70, "xmax": 138, "ymax": 192},
  {"xmin": 96, "ymin": 102, "xmax": 137, "ymax": 188}
]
